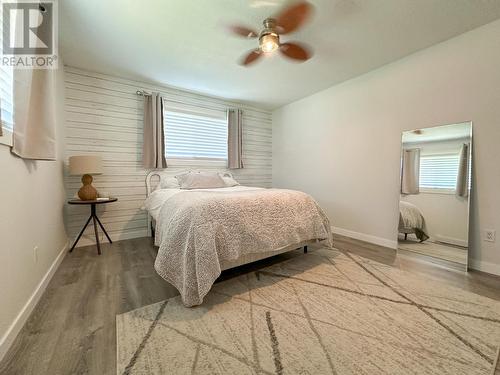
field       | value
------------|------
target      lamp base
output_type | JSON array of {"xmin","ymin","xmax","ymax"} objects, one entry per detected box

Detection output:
[{"xmin": 78, "ymin": 174, "xmax": 98, "ymax": 201}]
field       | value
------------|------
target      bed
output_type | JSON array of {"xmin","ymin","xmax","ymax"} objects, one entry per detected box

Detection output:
[
  {"xmin": 399, "ymin": 201, "xmax": 429, "ymax": 242},
  {"xmin": 143, "ymin": 170, "xmax": 333, "ymax": 306}
]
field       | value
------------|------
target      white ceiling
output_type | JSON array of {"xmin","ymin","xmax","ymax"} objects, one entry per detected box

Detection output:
[
  {"xmin": 403, "ymin": 122, "xmax": 472, "ymax": 144},
  {"xmin": 59, "ymin": 0, "xmax": 500, "ymax": 110}
]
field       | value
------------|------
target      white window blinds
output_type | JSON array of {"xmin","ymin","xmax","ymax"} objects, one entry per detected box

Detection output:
[
  {"xmin": 0, "ymin": 4, "xmax": 14, "ymax": 132},
  {"xmin": 419, "ymin": 154, "xmax": 459, "ymax": 190},
  {"xmin": 0, "ymin": 65, "xmax": 14, "ymax": 132},
  {"xmin": 164, "ymin": 110, "xmax": 228, "ymax": 160}
]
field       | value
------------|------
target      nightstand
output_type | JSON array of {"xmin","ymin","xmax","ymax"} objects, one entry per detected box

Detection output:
[{"xmin": 68, "ymin": 198, "xmax": 117, "ymax": 255}]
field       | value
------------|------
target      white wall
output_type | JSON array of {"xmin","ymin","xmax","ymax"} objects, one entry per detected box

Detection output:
[
  {"xmin": 0, "ymin": 65, "xmax": 68, "ymax": 359},
  {"xmin": 273, "ymin": 19, "xmax": 500, "ymax": 275},
  {"xmin": 64, "ymin": 67, "xmax": 272, "ymax": 247},
  {"xmin": 402, "ymin": 193, "xmax": 468, "ymax": 245}
]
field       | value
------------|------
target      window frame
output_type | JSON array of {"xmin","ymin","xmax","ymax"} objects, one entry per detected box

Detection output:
[
  {"xmin": 0, "ymin": 127, "xmax": 13, "ymax": 146},
  {"xmin": 419, "ymin": 186, "xmax": 456, "ymax": 195},
  {"xmin": 163, "ymin": 106, "xmax": 228, "ymax": 163}
]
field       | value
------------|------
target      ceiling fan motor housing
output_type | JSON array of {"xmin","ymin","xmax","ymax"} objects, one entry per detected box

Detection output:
[{"xmin": 259, "ymin": 18, "xmax": 280, "ymax": 52}]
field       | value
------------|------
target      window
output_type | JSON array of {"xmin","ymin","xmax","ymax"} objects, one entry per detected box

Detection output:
[
  {"xmin": 0, "ymin": 65, "xmax": 14, "ymax": 131},
  {"xmin": 0, "ymin": 4, "xmax": 14, "ymax": 145},
  {"xmin": 419, "ymin": 153, "xmax": 459, "ymax": 191},
  {"xmin": 164, "ymin": 110, "xmax": 228, "ymax": 160}
]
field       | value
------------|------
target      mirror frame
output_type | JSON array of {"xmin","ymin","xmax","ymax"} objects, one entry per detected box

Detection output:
[{"xmin": 396, "ymin": 121, "xmax": 473, "ymax": 271}]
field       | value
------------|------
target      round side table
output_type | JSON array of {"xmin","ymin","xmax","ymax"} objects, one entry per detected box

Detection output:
[{"xmin": 68, "ymin": 198, "xmax": 118, "ymax": 255}]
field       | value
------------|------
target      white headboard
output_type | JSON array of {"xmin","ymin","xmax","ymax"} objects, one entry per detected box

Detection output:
[
  {"xmin": 145, "ymin": 170, "xmax": 170, "ymax": 197},
  {"xmin": 146, "ymin": 169, "xmax": 194, "ymax": 196},
  {"xmin": 145, "ymin": 169, "xmax": 235, "ymax": 197},
  {"xmin": 145, "ymin": 169, "xmax": 190, "ymax": 237}
]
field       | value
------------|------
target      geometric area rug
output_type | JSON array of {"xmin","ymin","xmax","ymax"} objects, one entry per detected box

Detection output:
[{"xmin": 117, "ymin": 248, "xmax": 500, "ymax": 374}]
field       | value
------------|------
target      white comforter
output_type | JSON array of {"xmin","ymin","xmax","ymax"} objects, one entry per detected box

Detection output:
[
  {"xmin": 144, "ymin": 186, "xmax": 262, "ymax": 222},
  {"xmin": 144, "ymin": 186, "xmax": 332, "ymax": 306}
]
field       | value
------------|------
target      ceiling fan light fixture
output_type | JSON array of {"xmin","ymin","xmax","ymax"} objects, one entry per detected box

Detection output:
[
  {"xmin": 260, "ymin": 33, "xmax": 279, "ymax": 53},
  {"xmin": 232, "ymin": 2, "xmax": 313, "ymax": 66}
]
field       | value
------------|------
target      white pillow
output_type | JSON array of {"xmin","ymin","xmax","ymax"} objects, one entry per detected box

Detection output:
[
  {"xmin": 219, "ymin": 172, "xmax": 239, "ymax": 187},
  {"xmin": 159, "ymin": 176, "xmax": 180, "ymax": 189},
  {"xmin": 176, "ymin": 171, "xmax": 226, "ymax": 189}
]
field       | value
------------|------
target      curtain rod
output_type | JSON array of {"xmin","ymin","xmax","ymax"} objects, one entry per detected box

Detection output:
[
  {"xmin": 136, "ymin": 90, "xmax": 151, "ymax": 96},
  {"xmin": 135, "ymin": 90, "xmax": 241, "ymax": 114}
]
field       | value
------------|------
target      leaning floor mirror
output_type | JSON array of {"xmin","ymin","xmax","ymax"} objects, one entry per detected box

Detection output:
[{"xmin": 398, "ymin": 122, "xmax": 472, "ymax": 271}]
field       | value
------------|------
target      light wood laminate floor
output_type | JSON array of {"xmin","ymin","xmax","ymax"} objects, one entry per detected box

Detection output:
[
  {"xmin": 1, "ymin": 235, "xmax": 499, "ymax": 375},
  {"xmin": 398, "ymin": 237, "xmax": 468, "ymax": 269}
]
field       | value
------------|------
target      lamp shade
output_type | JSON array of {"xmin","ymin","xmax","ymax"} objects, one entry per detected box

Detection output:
[{"xmin": 69, "ymin": 155, "xmax": 103, "ymax": 175}]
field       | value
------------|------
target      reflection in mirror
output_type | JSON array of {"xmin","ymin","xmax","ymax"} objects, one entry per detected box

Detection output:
[{"xmin": 398, "ymin": 122, "xmax": 472, "ymax": 271}]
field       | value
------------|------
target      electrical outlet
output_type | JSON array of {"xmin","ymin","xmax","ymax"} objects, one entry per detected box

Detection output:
[
  {"xmin": 484, "ymin": 230, "xmax": 496, "ymax": 243},
  {"xmin": 33, "ymin": 246, "xmax": 39, "ymax": 263}
]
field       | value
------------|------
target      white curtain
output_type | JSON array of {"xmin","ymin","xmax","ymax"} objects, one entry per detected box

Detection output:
[
  {"xmin": 10, "ymin": 6, "xmax": 56, "ymax": 160},
  {"xmin": 401, "ymin": 148, "xmax": 420, "ymax": 195},
  {"xmin": 11, "ymin": 69, "xmax": 56, "ymax": 160},
  {"xmin": 456, "ymin": 143, "xmax": 470, "ymax": 197},
  {"xmin": 227, "ymin": 109, "xmax": 243, "ymax": 169}
]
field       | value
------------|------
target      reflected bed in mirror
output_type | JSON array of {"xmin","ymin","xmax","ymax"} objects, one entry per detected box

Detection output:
[{"xmin": 398, "ymin": 122, "xmax": 472, "ymax": 271}]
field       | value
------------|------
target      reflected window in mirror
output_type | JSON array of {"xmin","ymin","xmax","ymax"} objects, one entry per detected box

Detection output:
[{"xmin": 419, "ymin": 151, "xmax": 467, "ymax": 194}]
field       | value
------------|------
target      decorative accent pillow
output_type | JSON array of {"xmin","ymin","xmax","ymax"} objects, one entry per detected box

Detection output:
[
  {"xmin": 176, "ymin": 171, "xmax": 226, "ymax": 189},
  {"xmin": 219, "ymin": 171, "xmax": 240, "ymax": 187}
]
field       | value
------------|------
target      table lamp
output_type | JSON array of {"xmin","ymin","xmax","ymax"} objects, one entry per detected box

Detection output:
[{"xmin": 69, "ymin": 155, "xmax": 103, "ymax": 201}]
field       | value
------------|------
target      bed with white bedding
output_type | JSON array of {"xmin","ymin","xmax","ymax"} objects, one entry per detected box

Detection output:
[
  {"xmin": 399, "ymin": 201, "xmax": 429, "ymax": 242},
  {"xmin": 143, "ymin": 170, "xmax": 332, "ymax": 306}
]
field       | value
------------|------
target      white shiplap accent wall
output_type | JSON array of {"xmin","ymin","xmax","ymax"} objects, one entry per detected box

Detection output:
[{"xmin": 64, "ymin": 66, "xmax": 272, "ymax": 247}]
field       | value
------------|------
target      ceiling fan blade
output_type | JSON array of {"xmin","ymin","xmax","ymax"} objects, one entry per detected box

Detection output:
[
  {"xmin": 279, "ymin": 42, "xmax": 312, "ymax": 61},
  {"xmin": 239, "ymin": 49, "xmax": 263, "ymax": 66},
  {"xmin": 228, "ymin": 25, "xmax": 259, "ymax": 38},
  {"xmin": 275, "ymin": 1, "xmax": 313, "ymax": 34}
]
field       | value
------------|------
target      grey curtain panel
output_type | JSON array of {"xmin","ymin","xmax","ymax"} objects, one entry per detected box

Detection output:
[
  {"xmin": 401, "ymin": 148, "xmax": 420, "ymax": 194},
  {"xmin": 11, "ymin": 69, "xmax": 56, "ymax": 160},
  {"xmin": 143, "ymin": 92, "xmax": 167, "ymax": 169},
  {"xmin": 456, "ymin": 143, "xmax": 470, "ymax": 197},
  {"xmin": 227, "ymin": 109, "xmax": 243, "ymax": 169}
]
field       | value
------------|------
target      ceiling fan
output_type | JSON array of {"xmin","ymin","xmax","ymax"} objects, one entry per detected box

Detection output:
[{"xmin": 228, "ymin": 1, "xmax": 314, "ymax": 66}]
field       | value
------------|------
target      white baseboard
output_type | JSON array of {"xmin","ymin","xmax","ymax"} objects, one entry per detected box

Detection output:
[
  {"xmin": 0, "ymin": 240, "xmax": 69, "ymax": 362},
  {"xmin": 434, "ymin": 235, "xmax": 468, "ymax": 248},
  {"xmin": 332, "ymin": 226, "xmax": 398, "ymax": 250},
  {"xmin": 332, "ymin": 227, "xmax": 500, "ymax": 277},
  {"xmin": 468, "ymin": 258, "xmax": 500, "ymax": 276}
]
